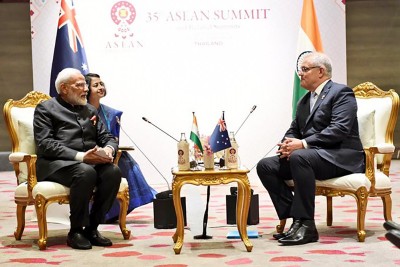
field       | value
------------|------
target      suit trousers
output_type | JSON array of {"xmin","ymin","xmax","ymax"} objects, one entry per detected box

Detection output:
[
  {"xmin": 257, "ymin": 149, "xmax": 351, "ymax": 220},
  {"xmin": 46, "ymin": 162, "xmax": 122, "ymax": 229}
]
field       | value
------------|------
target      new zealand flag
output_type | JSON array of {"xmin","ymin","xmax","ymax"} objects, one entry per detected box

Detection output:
[
  {"xmin": 209, "ymin": 111, "xmax": 231, "ymax": 153},
  {"xmin": 49, "ymin": 0, "xmax": 89, "ymax": 96}
]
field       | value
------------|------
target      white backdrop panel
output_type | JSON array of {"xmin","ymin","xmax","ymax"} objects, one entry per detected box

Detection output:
[{"xmin": 31, "ymin": 0, "xmax": 346, "ymax": 189}]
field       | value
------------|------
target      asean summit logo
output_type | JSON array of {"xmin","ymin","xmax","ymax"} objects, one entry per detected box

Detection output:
[{"xmin": 111, "ymin": 1, "xmax": 136, "ymax": 39}]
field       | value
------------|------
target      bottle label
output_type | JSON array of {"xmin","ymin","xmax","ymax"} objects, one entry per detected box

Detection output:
[
  {"xmin": 177, "ymin": 140, "xmax": 190, "ymax": 170},
  {"xmin": 178, "ymin": 149, "xmax": 187, "ymax": 164},
  {"xmin": 227, "ymin": 147, "xmax": 238, "ymax": 168}
]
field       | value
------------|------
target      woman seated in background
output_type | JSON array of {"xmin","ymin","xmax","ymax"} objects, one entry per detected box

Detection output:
[{"xmin": 85, "ymin": 73, "xmax": 157, "ymax": 222}]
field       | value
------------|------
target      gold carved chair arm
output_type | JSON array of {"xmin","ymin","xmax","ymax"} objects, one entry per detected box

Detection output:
[
  {"xmin": 114, "ymin": 149, "xmax": 122, "ymax": 165},
  {"xmin": 9, "ymin": 152, "xmax": 38, "ymax": 199},
  {"xmin": 114, "ymin": 146, "xmax": 134, "ymax": 165},
  {"xmin": 363, "ymin": 143, "xmax": 395, "ymax": 193}
]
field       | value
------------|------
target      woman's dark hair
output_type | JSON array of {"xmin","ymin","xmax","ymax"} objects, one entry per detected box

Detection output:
[{"xmin": 85, "ymin": 73, "xmax": 105, "ymax": 99}]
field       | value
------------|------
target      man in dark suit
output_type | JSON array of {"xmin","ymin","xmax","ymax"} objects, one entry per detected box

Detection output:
[
  {"xmin": 34, "ymin": 68, "xmax": 122, "ymax": 250},
  {"xmin": 257, "ymin": 52, "xmax": 365, "ymax": 245}
]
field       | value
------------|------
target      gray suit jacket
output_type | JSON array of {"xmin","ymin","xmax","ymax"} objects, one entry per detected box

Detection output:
[
  {"xmin": 285, "ymin": 80, "xmax": 365, "ymax": 173},
  {"xmin": 33, "ymin": 96, "xmax": 118, "ymax": 180}
]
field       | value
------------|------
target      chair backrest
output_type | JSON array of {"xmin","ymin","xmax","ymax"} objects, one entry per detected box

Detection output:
[
  {"xmin": 3, "ymin": 91, "xmax": 51, "ymax": 183},
  {"xmin": 354, "ymin": 82, "xmax": 399, "ymax": 168}
]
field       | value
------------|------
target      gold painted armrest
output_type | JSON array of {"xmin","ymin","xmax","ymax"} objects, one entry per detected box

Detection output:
[
  {"xmin": 9, "ymin": 153, "xmax": 38, "ymax": 191},
  {"xmin": 118, "ymin": 146, "xmax": 135, "ymax": 151},
  {"xmin": 114, "ymin": 150, "xmax": 122, "ymax": 165},
  {"xmin": 364, "ymin": 144, "xmax": 394, "ymax": 187}
]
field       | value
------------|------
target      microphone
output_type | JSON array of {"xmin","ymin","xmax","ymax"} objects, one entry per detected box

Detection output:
[
  {"xmin": 142, "ymin": 116, "xmax": 198, "ymax": 169},
  {"xmin": 116, "ymin": 116, "xmax": 171, "ymax": 195},
  {"xmin": 142, "ymin": 117, "xmax": 179, "ymax": 142},
  {"xmin": 249, "ymin": 143, "xmax": 278, "ymax": 171},
  {"xmin": 235, "ymin": 105, "xmax": 257, "ymax": 136}
]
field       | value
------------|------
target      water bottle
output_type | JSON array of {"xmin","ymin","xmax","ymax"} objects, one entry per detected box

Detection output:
[
  {"xmin": 177, "ymin": 133, "xmax": 190, "ymax": 170},
  {"xmin": 226, "ymin": 131, "xmax": 239, "ymax": 169}
]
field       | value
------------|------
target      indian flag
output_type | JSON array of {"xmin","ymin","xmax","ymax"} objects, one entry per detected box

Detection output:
[
  {"xmin": 190, "ymin": 112, "xmax": 203, "ymax": 153},
  {"xmin": 292, "ymin": 0, "xmax": 323, "ymax": 118}
]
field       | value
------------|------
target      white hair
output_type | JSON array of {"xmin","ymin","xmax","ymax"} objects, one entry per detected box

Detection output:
[
  {"xmin": 306, "ymin": 52, "xmax": 333, "ymax": 78},
  {"xmin": 55, "ymin": 68, "xmax": 82, "ymax": 94}
]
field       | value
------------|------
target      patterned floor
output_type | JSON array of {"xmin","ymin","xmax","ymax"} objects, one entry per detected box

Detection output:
[{"xmin": 1, "ymin": 162, "xmax": 400, "ymax": 266}]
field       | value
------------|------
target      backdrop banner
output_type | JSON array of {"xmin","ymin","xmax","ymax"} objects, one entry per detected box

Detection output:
[{"xmin": 30, "ymin": 0, "xmax": 346, "ymax": 185}]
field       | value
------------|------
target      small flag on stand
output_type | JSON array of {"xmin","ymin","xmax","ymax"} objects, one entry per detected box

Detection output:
[
  {"xmin": 209, "ymin": 111, "xmax": 231, "ymax": 153},
  {"xmin": 190, "ymin": 112, "xmax": 203, "ymax": 153},
  {"xmin": 49, "ymin": 0, "xmax": 89, "ymax": 96}
]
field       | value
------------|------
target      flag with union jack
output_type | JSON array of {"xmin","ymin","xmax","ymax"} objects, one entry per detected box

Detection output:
[
  {"xmin": 209, "ymin": 111, "xmax": 231, "ymax": 153},
  {"xmin": 49, "ymin": 0, "xmax": 89, "ymax": 96}
]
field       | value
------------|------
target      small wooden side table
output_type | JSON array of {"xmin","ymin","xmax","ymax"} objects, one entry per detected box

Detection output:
[{"xmin": 171, "ymin": 167, "xmax": 253, "ymax": 254}]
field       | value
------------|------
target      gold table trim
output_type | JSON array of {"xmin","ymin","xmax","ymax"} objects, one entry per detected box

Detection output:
[{"xmin": 171, "ymin": 167, "xmax": 253, "ymax": 254}]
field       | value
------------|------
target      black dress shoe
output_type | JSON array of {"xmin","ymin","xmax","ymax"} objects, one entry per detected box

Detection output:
[
  {"xmin": 386, "ymin": 229, "xmax": 400, "ymax": 249},
  {"xmin": 273, "ymin": 220, "xmax": 302, "ymax": 240},
  {"xmin": 83, "ymin": 229, "xmax": 113, "ymax": 247},
  {"xmin": 384, "ymin": 221, "xmax": 400, "ymax": 231},
  {"xmin": 278, "ymin": 219, "xmax": 319, "ymax": 246},
  {"xmin": 67, "ymin": 232, "xmax": 92, "ymax": 250}
]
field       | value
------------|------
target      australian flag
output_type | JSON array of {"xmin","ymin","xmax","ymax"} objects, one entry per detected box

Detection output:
[
  {"xmin": 49, "ymin": 0, "xmax": 89, "ymax": 96},
  {"xmin": 209, "ymin": 111, "xmax": 231, "ymax": 153}
]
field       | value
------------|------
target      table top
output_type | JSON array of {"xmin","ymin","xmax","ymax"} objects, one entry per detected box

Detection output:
[{"xmin": 171, "ymin": 166, "xmax": 249, "ymax": 175}]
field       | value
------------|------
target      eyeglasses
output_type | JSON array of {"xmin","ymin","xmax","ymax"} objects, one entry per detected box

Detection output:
[
  {"xmin": 298, "ymin": 66, "xmax": 320, "ymax": 73},
  {"xmin": 68, "ymin": 82, "xmax": 87, "ymax": 89}
]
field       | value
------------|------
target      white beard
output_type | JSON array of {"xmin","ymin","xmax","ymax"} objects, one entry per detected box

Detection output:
[{"xmin": 67, "ymin": 94, "xmax": 87, "ymax": 106}]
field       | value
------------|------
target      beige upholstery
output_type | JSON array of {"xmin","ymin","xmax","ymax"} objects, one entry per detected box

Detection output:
[
  {"xmin": 3, "ymin": 91, "xmax": 131, "ymax": 250},
  {"xmin": 278, "ymin": 82, "xmax": 399, "ymax": 242}
]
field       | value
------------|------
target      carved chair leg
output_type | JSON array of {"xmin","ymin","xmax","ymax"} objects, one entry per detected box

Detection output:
[
  {"xmin": 381, "ymin": 195, "xmax": 393, "ymax": 221},
  {"xmin": 276, "ymin": 219, "xmax": 287, "ymax": 234},
  {"xmin": 355, "ymin": 187, "xmax": 368, "ymax": 242},
  {"xmin": 117, "ymin": 188, "xmax": 131, "ymax": 240},
  {"xmin": 14, "ymin": 204, "xmax": 27, "ymax": 240},
  {"xmin": 35, "ymin": 194, "xmax": 48, "ymax": 250},
  {"xmin": 326, "ymin": 196, "xmax": 333, "ymax": 226}
]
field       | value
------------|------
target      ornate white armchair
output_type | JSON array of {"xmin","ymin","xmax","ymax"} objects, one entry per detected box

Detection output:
[
  {"xmin": 3, "ymin": 91, "xmax": 131, "ymax": 250},
  {"xmin": 277, "ymin": 82, "xmax": 399, "ymax": 242}
]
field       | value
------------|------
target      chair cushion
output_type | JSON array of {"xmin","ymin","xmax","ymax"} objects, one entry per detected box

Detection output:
[
  {"xmin": 357, "ymin": 96, "xmax": 394, "ymax": 165},
  {"xmin": 316, "ymin": 173, "xmax": 371, "ymax": 190},
  {"xmin": 357, "ymin": 108, "xmax": 375, "ymax": 147},
  {"xmin": 374, "ymin": 171, "xmax": 392, "ymax": 189},
  {"xmin": 16, "ymin": 178, "xmax": 129, "ymax": 199},
  {"xmin": 32, "ymin": 181, "xmax": 70, "ymax": 199},
  {"xmin": 7, "ymin": 107, "xmax": 36, "ymax": 183},
  {"xmin": 18, "ymin": 118, "xmax": 35, "ymax": 154},
  {"xmin": 15, "ymin": 182, "xmax": 30, "ymax": 199},
  {"xmin": 284, "ymin": 171, "xmax": 391, "ymax": 191},
  {"xmin": 15, "ymin": 181, "xmax": 69, "ymax": 199}
]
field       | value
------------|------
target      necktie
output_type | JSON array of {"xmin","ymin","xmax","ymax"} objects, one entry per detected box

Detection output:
[{"xmin": 310, "ymin": 92, "xmax": 318, "ymax": 112}]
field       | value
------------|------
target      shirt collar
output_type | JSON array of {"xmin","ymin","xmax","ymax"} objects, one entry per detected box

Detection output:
[{"xmin": 314, "ymin": 79, "xmax": 330, "ymax": 96}]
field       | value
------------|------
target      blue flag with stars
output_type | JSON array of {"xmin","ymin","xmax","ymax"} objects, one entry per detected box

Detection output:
[
  {"xmin": 209, "ymin": 112, "xmax": 231, "ymax": 153},
  {"xmin": 49, "ymin": 0, "xmax": 89, "ymax": 97}
]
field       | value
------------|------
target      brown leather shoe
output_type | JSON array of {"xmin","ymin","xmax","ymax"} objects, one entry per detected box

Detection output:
[{"xmin": 83, "ymin": 229, "xmax": 112, "ymax": 247}]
